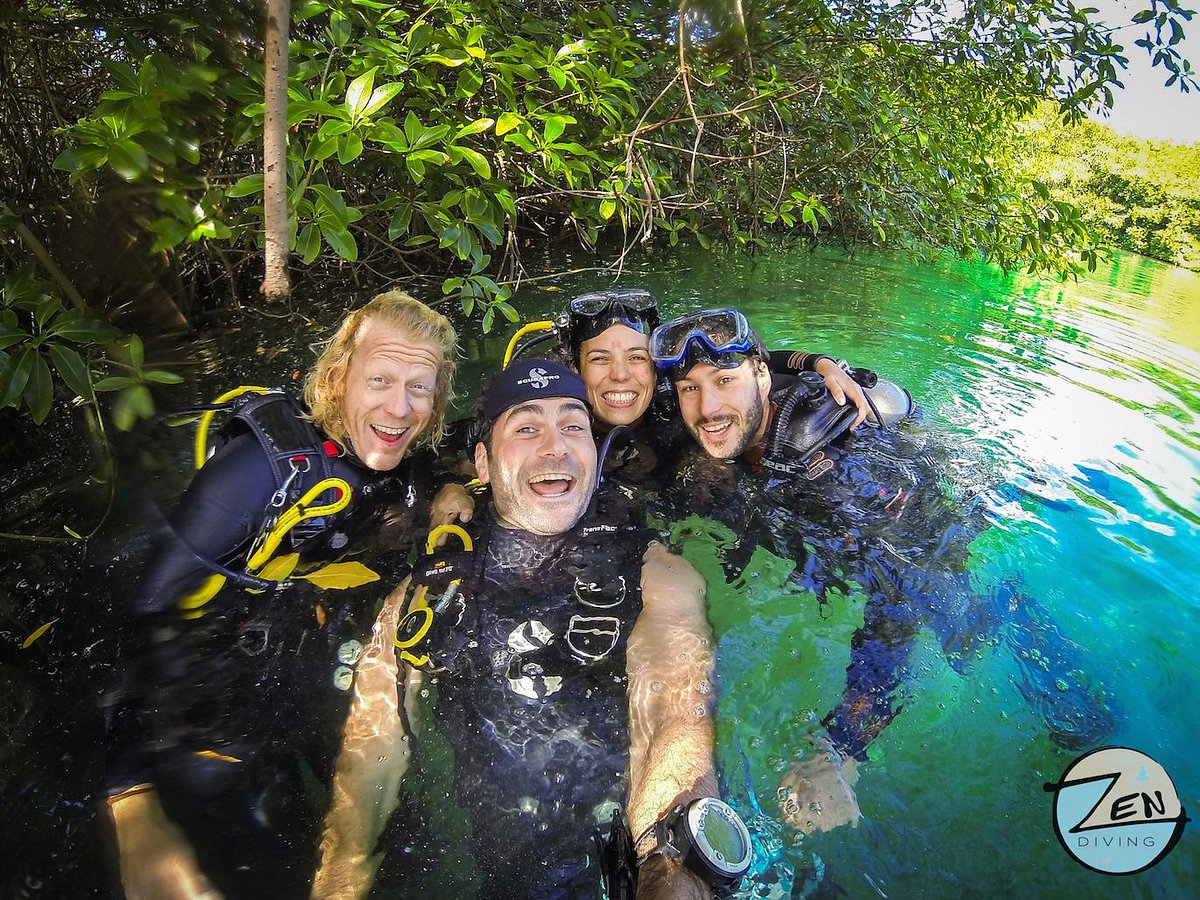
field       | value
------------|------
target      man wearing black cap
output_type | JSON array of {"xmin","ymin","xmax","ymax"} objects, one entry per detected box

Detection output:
[{"xmin": 312, "ymin": 360, "xmax": 735, "ymax": 900}]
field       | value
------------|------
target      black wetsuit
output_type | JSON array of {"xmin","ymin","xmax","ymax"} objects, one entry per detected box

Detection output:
[
  {"xmin": 390, "ymin": 499, "xmax": 648, "ymax": 899},
  {"xmin": 107, "ymin": 399, "xmax": 428, "ymax": 898},
  {"xmin": 667, "ymin": 382, "xmax": 1112, "ymax": 760}
]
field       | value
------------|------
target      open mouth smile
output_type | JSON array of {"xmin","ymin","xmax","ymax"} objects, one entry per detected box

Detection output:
[
  {"xmin": 602, "ymin": 391, "xmax": 639, "ymax": 408},
  {"xmin": 528, "ymin": 472, "xmax": 577, "ymax": 497},
  {"xmin": 699, "ymin": 419, "xmax": 734, "ymax": 439},
  {"xmin": 371, "ymin": 423, "xmax": 410, "ymax": 445}
]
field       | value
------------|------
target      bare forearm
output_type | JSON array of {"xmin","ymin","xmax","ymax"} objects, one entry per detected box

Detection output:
[
  {"xmin": 627, "ymin": 546, "xmax": 718, "ymax": 899},
  {"xmin": 627, "ymin": 715, "xmax": 717, "ymax": 838},
  {"xmin": 312, "ymin": 580, "xmax": 417, "ymax": 899}
]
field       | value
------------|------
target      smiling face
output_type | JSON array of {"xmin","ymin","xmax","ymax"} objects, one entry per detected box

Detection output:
[
  {"xmin": 474, "ymin": 397, "xmax": 597, "ymax": 535},
  {"xmin": 675, "ymin": 357, "xmax": 772, "ymax": 459},
  {"xmin": 339, "ymin": 318, "xmax": 443, "ymax": 471},
  {"xmin": 578, "ymin": 323, "xmax": 656, "ymax": 428}
]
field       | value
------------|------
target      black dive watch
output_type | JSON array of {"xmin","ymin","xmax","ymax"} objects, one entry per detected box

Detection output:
[{"xmin": 635, "ymin": 797, "xmax": 752, "ymax": 894}]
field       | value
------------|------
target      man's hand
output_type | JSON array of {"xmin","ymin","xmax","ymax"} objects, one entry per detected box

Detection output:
[
  {"xmin": 109, "ymin": 789, "xmax": 222, "ymax": 900},
  {"xmin": 636, "ymin": 854, "xmax": 711, "ymax": 900},
  {"xmin": 777, "ymin": 737, "xmax": 861, "ymax": 835},
  {"xmin": 429, "ymin": 483, "xmax": 474, "ymax": 544},
  {"xmin": 813, "ymin": 358, "xmax": 869, "ymax": 429}
]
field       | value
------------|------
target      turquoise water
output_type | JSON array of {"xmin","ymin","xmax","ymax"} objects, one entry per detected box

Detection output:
[{"xmin": 535, "ymin": 246, "xmax": 1198, "ymax": 898}]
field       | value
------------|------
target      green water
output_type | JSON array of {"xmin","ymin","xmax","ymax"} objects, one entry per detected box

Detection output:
[{"xmin": 2, "ymin": 245, "xmax": 1197, "ymax": 897}]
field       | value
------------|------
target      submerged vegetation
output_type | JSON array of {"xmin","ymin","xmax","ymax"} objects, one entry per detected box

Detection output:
[{"xmin": 1, "ymin": 0, "xmax": 1197, "ymax": 435}]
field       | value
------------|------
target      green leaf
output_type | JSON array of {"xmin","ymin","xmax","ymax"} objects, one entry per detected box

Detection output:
[
  {"xmin": 149, "ymin": 217, "xmax": 191, "ymax": 252},
  {"xmin": 108, "ymin": 139, "xmax": 149, "ymax": 181},
  {"xmin": 48, "ymin": 344, "xmax": 94, "ymax": 401},
  {"xmin": 543, "ymin": 115, "xmax": 570, "ymax": 144},
  {"xmin": 361, "ymin": 82, "xmax": 405, "ymax": 118},
  {"xmin": 34, "ymin": 295, "xmax": 62, "ymax": 329},
  {"xmin": 387, "ymin": 204, "xmax": 413, "ymax": 240},
  {"xmin": 1, "ymin": 346, "xmax": 35, "ymax": 407},
  {"xmin": 143, "ymin": 369, "xmax": 183, "ymax": 384},
  {"xmin": 451, "ymin": 146, "xmax": 492, "ymax": 178},
  {"xmin": 454, "ymin": 117, "xmax": 495, "ymax": 140},
  {"xmin": 309, "ymin": 135, "xmax": 340, "ymax": 162},
  {"xmin": 407, "ymin": 22, "xmax": 433, "ymax": 55},
  {"xmin": 0, "ymin": 322, "xmax": 26, "ymax": 350},
  {"xmin": 93, "ymin": 375, "xmax": 138, "ymax": 391},
  {"xmin": 345, "ymin": 67, "xmax": 377, "ymax": 118},
  {"xmin": 599, "ymin": 198, "xmax": 616, "ymax": 220},
  {"xmin": 128, "ymin": 383, "xmax": 154, "ymax": 418},
  {"xmin": 337, "ymin": 134, "xmax": 365, "ymax": 164},
  {"xmin": 127, "ymin": 334, "xmax": 144, "ymax": 369},
  {"xmin": 329, "ymin": 10, "xmax": 352, "ymax": 47},
  {"xmin": 227, "ymin": 173, "xmax": 265, "ymax": 198},
  {"xmin": 504, "ymin": 132, "xmax": 537, "ymax": 153},
  {"xmin": 111, "ymin": 390, "xmax": 137, "ymax": 431},
  {"xmin": 555, "ymin": 40, "xmax": 589, "ymax": 60},
  {"xmin": 52, "ymin": 146, "xmax": 108, "ymax": 174},
  {"xmin": 410, "ymin": 124, "xmax": 451, "ymax": 151},
  {"xmin": 316, "ymin": 119, "xmax": 353, "ymax": 140},
  {"xmin": 422, "ymin": 51, "xmax": 469, "ymax": 68},
  {"xmin": 296, "ymin": 223, "xmax": 320, "ymax": 264},
  {"xmin": 320, "ymin": 223, "xmax": 359, "ymax": 260},
  {"xmin": 24, "ymin": 351, "xmax": 53, "ymax": 423},
  {"xmin": 495, "ymin": 111, "xmax": 523, "ymax": 136}
]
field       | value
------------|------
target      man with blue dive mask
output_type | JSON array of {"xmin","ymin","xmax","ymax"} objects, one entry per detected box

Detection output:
[
  {"xmin": 652, "ymin": 308, "xmax": 912, "ymax": 466},
  {"xmin": 311, "ymin": 359, "xmax": 751, "ymax": 900}
]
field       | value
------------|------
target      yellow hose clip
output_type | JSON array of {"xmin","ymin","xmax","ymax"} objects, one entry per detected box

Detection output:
[
  {"xmin": 424, "ymin": 524, "xmax": 474, "ymax": 555},
  {"xmin": 195, "ymin": 386, "xmax": 272, "ymax": 470},
  {"xmin": 396, "ymin": 523, "xmax": 474, "ymax": 660},
  {"xmin": 502, "ymin": 320, "xmax": 556, "ymax": 368},
  {"xmin": 246, "ymin": 477, "xmax": 352, "ymax": 573}
]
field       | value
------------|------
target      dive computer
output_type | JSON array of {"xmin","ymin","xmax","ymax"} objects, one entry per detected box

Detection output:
[{"xmin": 635, "ymin": 797, "xmax": 752, "ymax": 894}]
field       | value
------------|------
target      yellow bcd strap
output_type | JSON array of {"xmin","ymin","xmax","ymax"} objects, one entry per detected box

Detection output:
[
  {"xmin": 194, "ymin": 386, "xmax": 272, "ymax": 470},
  {"xmin": 245, "ymin": 478, "xmax": 352, "ymax": 573}
]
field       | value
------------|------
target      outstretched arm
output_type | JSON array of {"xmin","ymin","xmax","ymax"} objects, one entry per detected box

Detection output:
[
  {"xmin": 311, "ymin": 577, "xmax": 422, "ymax": 900},
  {"xmin": 627, "ymin": 543, "xmax": 717, "ymax": 900}
]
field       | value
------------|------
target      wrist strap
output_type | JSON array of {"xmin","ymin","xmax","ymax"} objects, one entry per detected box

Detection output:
[{"xmin": 106, "ymin": 783, "xmax": 155, "ymax": 807}]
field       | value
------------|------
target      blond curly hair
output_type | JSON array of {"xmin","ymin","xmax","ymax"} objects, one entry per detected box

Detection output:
[{"xmin": 304, "ymin": 291, "xmax": 458, "ymax": 450}]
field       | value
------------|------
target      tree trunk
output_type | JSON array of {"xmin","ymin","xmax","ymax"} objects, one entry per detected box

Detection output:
[{"xmin": 260, "ymin": 0, "xmax": 291, "ymax": 300}]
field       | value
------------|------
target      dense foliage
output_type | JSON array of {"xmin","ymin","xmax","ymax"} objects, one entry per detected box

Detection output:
[
  {"xmin": 1017, "ymin": 108, "xmax": 1200, "ymax": 268},
  {"xmin": 1, "ymin": 0, "xmax": 1196, "ymax": 430}
]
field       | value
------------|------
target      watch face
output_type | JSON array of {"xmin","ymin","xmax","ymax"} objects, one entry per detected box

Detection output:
[{"xmin": 686, "ymin": 797, "xmax": 752, "ymax": 878}]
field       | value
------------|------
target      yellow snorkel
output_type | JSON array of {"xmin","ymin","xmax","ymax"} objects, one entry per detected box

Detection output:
[
  {"xmin": 501, "ymin": 315, "xmax": 569, "ymax": 368},
  {"xmin": 195, "ymin": 386, "xmax": 272, "ymax": 469}
]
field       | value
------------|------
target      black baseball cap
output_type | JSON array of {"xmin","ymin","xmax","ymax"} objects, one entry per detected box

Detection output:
[{"xmin": 479, "ymin": 359, "xmax": 589, "ymax": 427}]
